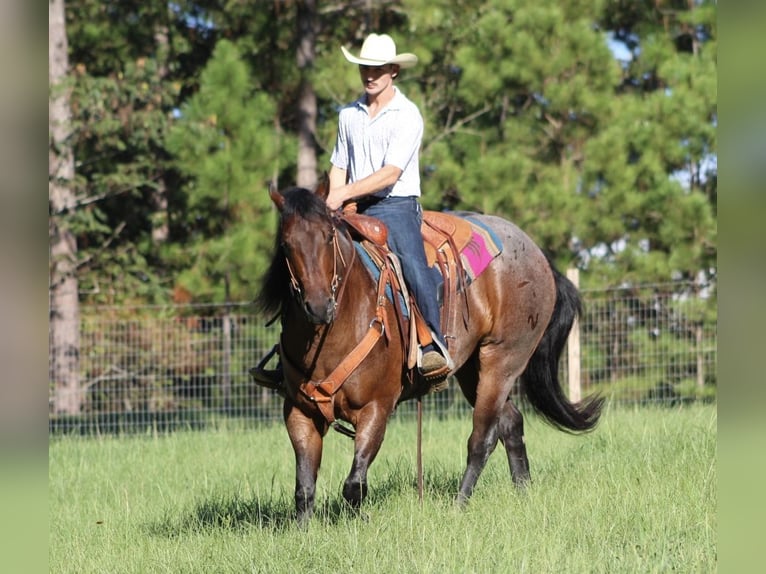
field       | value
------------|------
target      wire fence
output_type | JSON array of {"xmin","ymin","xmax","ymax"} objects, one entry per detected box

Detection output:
[{"xmin": 48, "ymin": 280, "xmax": 716, "ymax": 435}]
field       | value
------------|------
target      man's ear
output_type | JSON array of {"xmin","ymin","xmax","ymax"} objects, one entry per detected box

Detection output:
[{"xmin": 315, "ymin": 171, "xmax": 330, "ymax": 201}]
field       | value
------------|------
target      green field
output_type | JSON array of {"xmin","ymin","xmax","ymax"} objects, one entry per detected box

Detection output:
[{"xmin": 49, "ymin": 404, "xmax": 716, "ymax": 573}]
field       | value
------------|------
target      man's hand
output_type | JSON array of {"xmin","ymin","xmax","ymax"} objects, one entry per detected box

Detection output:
[
  {"xmin": 325, "ymin": 164, "xmax": 401, "ymax": 210},
  {"xmin": 326, "ymin": 185, "xmax": 350, "ymax": 211}
]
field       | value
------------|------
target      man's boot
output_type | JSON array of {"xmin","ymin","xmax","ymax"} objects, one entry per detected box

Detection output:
[{"xmin": 419, "ymin": 337, "xmax": 454, "ymax": 392}]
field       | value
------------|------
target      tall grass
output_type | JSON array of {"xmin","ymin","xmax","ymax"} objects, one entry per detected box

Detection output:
[{"xmin": 49, "ymin": 404, "xmax": 716, "ymax": 573}]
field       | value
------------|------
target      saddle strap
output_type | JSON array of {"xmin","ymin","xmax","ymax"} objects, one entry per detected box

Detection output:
[
  {"xmin": 380, "ymin": 246, "xmax": 415, "ymax": 367},
  {"xmin": 422, "ymin": 218, "xmax": 471, "ymax": 343},
  {"xmin": 295, "ymin": 262, "xmax": 393, "ymax": 425}
]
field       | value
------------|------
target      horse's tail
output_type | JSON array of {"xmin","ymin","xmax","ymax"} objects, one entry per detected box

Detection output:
[{"xmin": 519, "ymin": 261, "xmax": 604, "ymax": 433}]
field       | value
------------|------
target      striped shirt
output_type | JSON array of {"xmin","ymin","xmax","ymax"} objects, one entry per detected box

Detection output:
[{"xmin": 330, "ymin": 87, "xmax": 423, "ymax": 198}]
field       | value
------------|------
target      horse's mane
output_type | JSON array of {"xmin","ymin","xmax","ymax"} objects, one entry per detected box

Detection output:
[{"xmin": 255, "ymin": 187, "xmax": 333, "ymax": 318}]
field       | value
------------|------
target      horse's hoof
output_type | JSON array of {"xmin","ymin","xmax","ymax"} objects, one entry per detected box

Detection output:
[{"xmin": 455, "ymin": 493, "xmax": 470, "ymax": 508}]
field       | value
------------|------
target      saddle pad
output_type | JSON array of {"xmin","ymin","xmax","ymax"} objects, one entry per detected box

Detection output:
[
  {"xmin": 458, "ymin": 215, "xmax": 503, "ymax": 283},
  {"xmin": 354, "ymin": 243, "xmax": 410, "ymax": 317}
]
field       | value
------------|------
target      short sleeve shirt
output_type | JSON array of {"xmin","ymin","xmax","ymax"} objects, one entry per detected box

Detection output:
[{"xmin": 330, "ymin": 87, "xmax": 423, "ymax": 198}]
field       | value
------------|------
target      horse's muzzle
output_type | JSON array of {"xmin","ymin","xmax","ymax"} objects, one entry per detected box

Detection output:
[{"xmin": 303, "ymin": 296, "xmax": 336, "ymax": 325}]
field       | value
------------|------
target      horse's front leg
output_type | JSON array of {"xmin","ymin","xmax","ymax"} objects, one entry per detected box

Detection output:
[
  {"xmin": 284, "ymin": 401, "xmax": 326, "ymax": 526},
  {"xmin": 342, "ymin": 403, "xmax": 390, "ymax": 510}
]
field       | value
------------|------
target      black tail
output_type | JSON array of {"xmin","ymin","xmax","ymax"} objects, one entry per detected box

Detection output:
[{"xmin": 519, "ymin": 262, "xmax": 604, "ymax": 433}]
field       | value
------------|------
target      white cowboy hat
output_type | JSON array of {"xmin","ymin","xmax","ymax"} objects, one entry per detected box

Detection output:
[{"xmin": 340, "ymin": 33, "xmax": 418, "ymax": 69}]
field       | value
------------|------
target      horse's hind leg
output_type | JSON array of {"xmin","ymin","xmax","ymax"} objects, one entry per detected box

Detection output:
[
  {"xmin": 456, "ymin": 348, "xmax": 526, "ymax": 505},
  {"xmin": 497, "ymin": 399, "xmax": 530, "ymax": 485}
]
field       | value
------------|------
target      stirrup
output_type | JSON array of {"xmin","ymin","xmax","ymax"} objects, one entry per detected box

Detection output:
[{"xmin": 249, "ymin": 344, "xmax": 284, "ymax": 392}]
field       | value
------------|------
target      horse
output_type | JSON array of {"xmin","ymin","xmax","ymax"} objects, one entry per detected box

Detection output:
[{"xmin": 255, "ymin": 177, "xmax": 604, "ymax": 524}]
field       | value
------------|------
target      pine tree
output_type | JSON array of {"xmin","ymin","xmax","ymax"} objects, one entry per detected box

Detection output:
[
  {"xmin": 577, "ymin": 0, "xmax": 717, "ymax": 285},
  {"xmin": 164, "ymin": 40, "xmax": 295, "ymax": 303},
  {"xmin": 404, "ymin": 0, "xmax": 715, "ymax": 286}
]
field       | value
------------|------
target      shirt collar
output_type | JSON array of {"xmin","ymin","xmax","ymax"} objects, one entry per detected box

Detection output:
[{"xmin": 355, "ymin": 86, "xmax": 403, "ymax": 113}]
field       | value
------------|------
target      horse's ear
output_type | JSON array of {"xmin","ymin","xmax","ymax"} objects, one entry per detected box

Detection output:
[
  {"xmin": 315, "ymin": 172, "xmax": 330, "ymax": 201},
  {"xmin": 269, "ymin": 182, "xmax": 284, "ymax": 212}
]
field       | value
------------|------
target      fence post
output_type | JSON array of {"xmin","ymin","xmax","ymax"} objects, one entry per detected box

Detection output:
[
  {"xmin": 222, "ymin": 312, "xmax": 232, "ymax": 412},
  {"xmin": 566, "ymin": 268, "xmax": 581, "ymax": 403}
]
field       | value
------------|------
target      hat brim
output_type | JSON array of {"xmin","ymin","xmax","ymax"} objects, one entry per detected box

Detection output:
[{"xmin": 340, "ymin": 45, "xmax": 418, "ymax": 69}]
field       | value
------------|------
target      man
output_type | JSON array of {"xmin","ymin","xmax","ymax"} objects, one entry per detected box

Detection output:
[
  {"xmin": 327, "ymin": 33, "xmax": 453, "ymax": 382},
  {"xmin": 250, "ymin": 33, "xmax": 452, "ymax": 390}
]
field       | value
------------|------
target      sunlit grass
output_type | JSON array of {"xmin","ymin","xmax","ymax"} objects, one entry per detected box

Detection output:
[{"xmin": 50, "ymin": 404, "xmax": 716, "ymax": 573}]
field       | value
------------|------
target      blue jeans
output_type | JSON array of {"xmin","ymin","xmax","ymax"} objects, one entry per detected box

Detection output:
[{"xmin": 359, "ymin": 196, "xmax": 445, "ymax": 348}]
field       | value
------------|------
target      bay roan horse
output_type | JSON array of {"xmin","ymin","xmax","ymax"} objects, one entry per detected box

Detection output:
[{"xmin": 256, "ymin": 178, "xmax": 603, "ymax": 524}]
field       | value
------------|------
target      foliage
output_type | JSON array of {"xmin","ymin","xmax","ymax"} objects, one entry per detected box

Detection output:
[
  {"xmin": 59, "ymin": 0, "xmax": 717, "ymax": 304},
  {"xmin": 65, "ymin": 1, "xmax": 184, "ymax": 303},
  {"xmin": 164, "ymin": 40, "xmax": 292, "ymax": 302}
]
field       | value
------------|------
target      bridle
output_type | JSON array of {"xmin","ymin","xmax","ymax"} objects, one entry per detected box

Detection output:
[{"xmin": 283, "ymin": 220, "xmax": 356, "ymax": 319}]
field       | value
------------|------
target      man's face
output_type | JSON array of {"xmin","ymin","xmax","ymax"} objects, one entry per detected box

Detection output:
[{"xmin": 358, "ymin": 64, "xmax": 398, "ymax": 97}]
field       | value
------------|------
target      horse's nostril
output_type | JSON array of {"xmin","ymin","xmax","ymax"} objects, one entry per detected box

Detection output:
[{"xmin": 304, "ymin": 298, "xmax": 335, "ymax": 325}]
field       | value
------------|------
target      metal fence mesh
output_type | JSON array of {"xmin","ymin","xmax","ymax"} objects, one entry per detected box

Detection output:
[{"xmin": 49, "ymin": 281, "xmax": 716, "ymax": 434}]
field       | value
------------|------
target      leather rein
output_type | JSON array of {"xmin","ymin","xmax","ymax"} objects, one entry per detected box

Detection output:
[{"xmin": 281, "ymin": 219, "xmax": 393, "ymax": 435}]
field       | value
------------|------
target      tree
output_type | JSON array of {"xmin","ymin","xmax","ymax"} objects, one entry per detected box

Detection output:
[
  {"xmin": 55, "ymin": 0, "xmax": 716, "ymax": 306},
  {"xmin": 50, "ymin": 0, "xmax": 81, "ymax": 414},
  {"xmin": 577, "ymin": 0, "xmax": 717, "ymax": 286},
  {"xmin": 409, "ymin": 0, "xmax": 622, "ymax": 254},
  {"xmin": 64, "ymin": 0, "xmax": 188, "ymax": 304},
  {"xmin": 164, "ymin": 40, "xmax": 293, "ymax": 303},
  {"xmin": 296, "ymin": 0, "xmax": 319, "ymax": 188},
  {"xmin": 403, "ymin": 0, "xmax": 716, "ymax": 287}
]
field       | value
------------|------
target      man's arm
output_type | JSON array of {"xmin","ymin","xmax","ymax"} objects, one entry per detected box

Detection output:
[
  {"xmin": 326, "ymin": 164, "xmax": 402, "ymax": 211},
  {"xmin": 328, "ymin": 165, "xmax": 347, "ymax": 191}
]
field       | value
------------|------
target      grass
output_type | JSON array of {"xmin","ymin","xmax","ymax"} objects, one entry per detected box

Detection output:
[{"xmin": 49, "ymin": 403, "xmax": 716, "ymax": 573}]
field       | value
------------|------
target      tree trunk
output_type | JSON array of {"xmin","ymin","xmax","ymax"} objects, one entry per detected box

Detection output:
[
  {"xmin": 49, "ymin": 0, "xmax": 81, "ymax": 415},
  {"xmin": 151, "ymin": 20, "xmax": 170, "ymax": 244},
  {"xmin": 296, "ymin": 0, "xmax": 318, "ymax": 188}
]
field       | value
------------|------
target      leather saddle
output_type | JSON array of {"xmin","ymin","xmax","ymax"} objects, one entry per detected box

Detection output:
[{"xmin": 340, "ymin": 210, "xmax": 472, "ymax": 372}]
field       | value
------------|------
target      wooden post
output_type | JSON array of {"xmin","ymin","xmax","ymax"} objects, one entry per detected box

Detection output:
[
  {"xmin": 417, "ymin": 396, "xmax": 423, "ymax": 505},
  {"xmin": 566, "ymin": 268, "xmax": 582, "ymax": 403},
  {"xmin": 696, "ymin": 323, "xmax": 705, "ymax": 389}
]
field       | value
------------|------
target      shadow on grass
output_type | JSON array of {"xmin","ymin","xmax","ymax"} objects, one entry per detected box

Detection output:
[
  {"xmin": 147, "ymin": 466, "xmax": 463, "ymax": 536},
  {"xmin": 146, "ymin": 494, "xmax": 295, "ymax": 536},
  {"xmin": 366, "ymin": 461, "xmax": 462, "ymax": 506}
]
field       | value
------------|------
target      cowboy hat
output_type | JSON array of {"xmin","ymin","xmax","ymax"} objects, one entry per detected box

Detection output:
[{"xmin": 340, "ymin": 33, "xmax": 418, "ymax": 69}]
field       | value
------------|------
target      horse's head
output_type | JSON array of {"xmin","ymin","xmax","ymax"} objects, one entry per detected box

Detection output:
[{"xmin": 270, "ymin": 176, "xmax": 346, "ymax": 325}]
